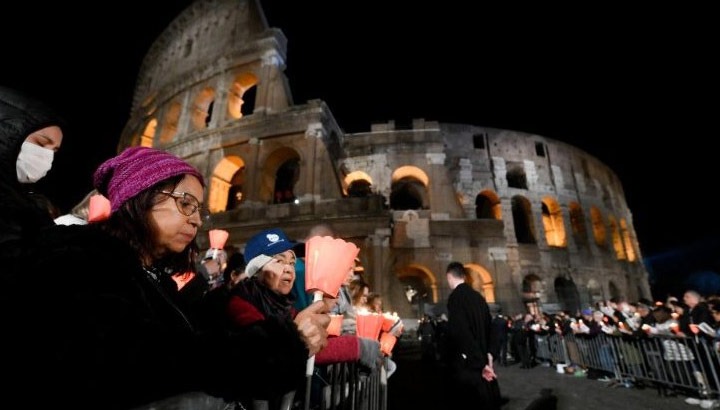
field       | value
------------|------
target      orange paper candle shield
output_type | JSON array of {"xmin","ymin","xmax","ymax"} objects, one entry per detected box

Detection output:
[
  {"xmin": 327, "ymin": 314, "xmax": 343, "ymax": 336},
  {"xmin": 356, "ymin": 311, "xmax": 383, "ymax": 340},
  {"xmin": 379, "ymin": 332, "xmax": 397, "ymax": 355},
  {"xmin": 209, "ymin": 229, "xmax": 229, "ymax": 249},
  {"xmin": 87, "ymin": 194, "xmax": 111, "ymax": 222},
  {"xmin": 305, "ymin": 236, "xmax": 360, "ymax": 298},
  {"xmin": 381, "ymin": 312, "xmax": 399, "ymax": 332}
]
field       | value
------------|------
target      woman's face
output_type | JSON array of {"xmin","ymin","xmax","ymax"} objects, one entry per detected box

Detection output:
[
  {"xmin": 260, "ymin": 250, "xmax": 296, "ymax": 295},
  {"xmin": 149, "ymin": 175, "xmax": 204, "ymax": 258},
  {"xmin": 25, "ymin": 125, "xmax": 63, "ymax": 151}
]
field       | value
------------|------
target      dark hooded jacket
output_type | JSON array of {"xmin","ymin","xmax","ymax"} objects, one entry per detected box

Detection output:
[{"xmin": 0, "ymin": 86, "xmax": 64, "ymax": 255}]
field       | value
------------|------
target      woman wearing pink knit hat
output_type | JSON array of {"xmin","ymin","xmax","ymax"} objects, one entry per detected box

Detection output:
[{"xmin": 2, "ymin": 146, "xmax": 330, "ymax": 409}]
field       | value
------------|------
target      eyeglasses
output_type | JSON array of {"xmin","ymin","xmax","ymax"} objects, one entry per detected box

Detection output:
[{"xmin": 159, "ymin": 190, "xmax": 206, "ymax": 217}]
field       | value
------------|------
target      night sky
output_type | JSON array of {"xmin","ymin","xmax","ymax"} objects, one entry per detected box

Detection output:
[{"xmin": 2, "ymin": 2, "xmax": 717, "ymax": 290}]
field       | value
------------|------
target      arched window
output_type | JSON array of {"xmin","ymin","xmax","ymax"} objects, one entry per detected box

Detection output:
[
  {"xmin": 568, "ymin": 202, "xmax": 588, "ymax": 249},
  {"xmin": 475, "ymin": 190, "xmax": 502, "ymax": 220},
  {"xmin": 512, "ymin": 196, "xmax": 536, "ymax": 244},
  {"xmin": 191, "ymin": 87, "xmax": 215, "ymax": 130},
  {"xmin": 590, "ymin": 206, "xmax": 607, "ymax": 248},
  {"xmin": 541, "ymin": 197, "xmax": 566, "ymax": 247}
]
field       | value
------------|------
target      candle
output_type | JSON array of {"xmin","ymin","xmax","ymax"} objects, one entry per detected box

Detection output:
[{"xmin": 327, "ymin": 314, "xmax": 343, "ymax": 336}]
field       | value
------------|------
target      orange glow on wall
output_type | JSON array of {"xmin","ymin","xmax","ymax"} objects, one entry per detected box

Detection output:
[
  {"xmin": 590, "ymin": 206, "xmax": 607, "ymax": 248},
  {"xmin": 542, "ymin": 197, "xmax": 566, "ymax": 247}
]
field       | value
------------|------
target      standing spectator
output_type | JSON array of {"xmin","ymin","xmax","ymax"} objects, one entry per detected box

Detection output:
[
  {"xmin": 0, "ymin": 86, "xmax": 64, "ymax": 263},
  {"xmin": 491, "ymin": 309, "xmax": 510, "ymax": 367},
  {"xmin": 681, "ymin": 290, "xmax": 714, "ymax": 336},
  {"xmin": 444, "ymin": 261, "xmax": 501, "ymax": 410}
]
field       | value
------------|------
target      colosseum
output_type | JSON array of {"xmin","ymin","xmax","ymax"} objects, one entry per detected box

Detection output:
[{"xmin": 118, "ymin": 0, "xmax": 651, "ymax": 319}]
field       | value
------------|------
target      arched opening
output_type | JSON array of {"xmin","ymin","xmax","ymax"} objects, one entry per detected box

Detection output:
[
  {"xmin": 227, "ymin": 73, "xmax": 258, "ymax": 119},
  {"xmin": 191, "ymin": 87, "xmax": 215, "ymax": 130},
  {"xmin": 608, "ymin": 216, "xmax": 627, "ymax": 260},
  {"xmin": 512, "ymin": 196, "xmax": 536, "ymax": 244},
  {"xmin": 397, "ymin": 264, "xmax": 438, "ymax": 319},
  {"xmin": 227, "ymin": 166, "xmax": 246, "ymax": 209},
  {"xmin": 569, "ymin": 202, "xmax": 588, "ymax": 249},
  {"xmin": 274, "ymin": 158, "xmax": 300, "ymax": 204},
  {"xmin": 590, "ymin": 206, "xmax": 607, "ymax": 248},
  {"xmin": 475, "ymin": 190, "xmax": 502, "ymax": 220},
  {"xmin": 554, "ymin": 276, "xmax": 580, "ymax": 314},
  {"xmin": 390, "ymin": 166, "xmax": 430, "ymax": 210},
  {"xmin": 344, "ymin": 171, "xmax": 374, "ymax": 197},
  {"xmin": 159, "ymin": 101, "xmax": 181, "ymax": 143},
  {"xmin": 541, "ymin": 197, "xmax": 566, "ymax": 247},
  {"xmin": 140, "ymin": 119, "xmax": 157, "ymax": 147},
  {"xmin": 208, "ymin": 155, "xmax": 245, "ymax": 213},
  {"xmin": 620, "ymin": 219, "xmax": 637, "ymax": 262},
  {"xmin": 259, "ymin": 148, "xmax": 301, "ymax": 204},
  {"xmin": 465, "ymin": 263, "xmax": 496, "ymax": 302}
]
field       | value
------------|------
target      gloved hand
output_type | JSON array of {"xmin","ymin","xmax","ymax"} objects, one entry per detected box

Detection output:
[{"xmin": 358, "ymin": 337, "xmax": 381, "ymax": 370}]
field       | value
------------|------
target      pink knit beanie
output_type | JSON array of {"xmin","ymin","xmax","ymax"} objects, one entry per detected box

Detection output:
[{"xmin": 93, "ymin": 146, "xmax": 204, "ymax": 213}]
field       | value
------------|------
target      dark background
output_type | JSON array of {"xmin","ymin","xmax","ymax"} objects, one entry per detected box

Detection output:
[{"xmin": 2, "ymin": 2, "xmax": 717, "ymax": 297}]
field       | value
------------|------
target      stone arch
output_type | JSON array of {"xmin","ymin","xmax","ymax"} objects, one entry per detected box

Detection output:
[
  {"xmin": 475, "ymin": 189, "xmax": 502, "ymax": 220},
  {"xmin": 390, "ymin": 166, "xmax": 430, "ymax": 210},
  {"xmin": 568, "ymin": 202, "xmax": 588, "ymax": 249},
  {"xmin": 140, "ymin": 118, "xmax": 157, "ymax": 147},
  {"xmin": 620, "ymin": 218, "xmax": 637, "ymax": 262},
  {"xmin": 208, "ymin": 155, "xmax": 245, "ymax": 213},
  {"xmin": 554, "ymin": 276, "xmax": 580, "ymax": 314},
  {"xmin": 343, "ymin": 171, "xmax": 373, "ymax": 197},
  {"xmin": 590, "ymin": 206, "xmax": 607, "ymax": 248},
  {"xmin": 607, "ymin": 215, "xmax": 627, "ymax": 260},
  {"xmin": 259, "ymin": 147, "xmax": 301, "ymax": 204},
  {"xmin": 191, "ymin": 86, "xmax": 216, "ymax": 130},
  {"xmin": 512, "ymin": 195, "xmax": 536, "ymax": 244},
  {"xmin": 396, "ymin": 263, "xmax": 438, "ymax": 303},
  {"xmin": 542, "ymin": 196, "xmax": 567, "ymax": 247},
  {"xmin": 465, "ymin": 263, "xmax": 496, "ymax": 303},
  {"xmin": 159, "ymin": 101, "xmax": 181, "ymax": 144},
  {"xmin": 227, "ymin": 72, "xmax": 259, "ymax": 119},
  {"xmin": 396, "ymin": 264, "xmax": 438, "ymax": 318}
]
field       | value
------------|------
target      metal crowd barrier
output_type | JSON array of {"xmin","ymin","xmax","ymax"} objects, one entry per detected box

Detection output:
[
  {"xmin": 534, "ymin": 332, "xmax": 720, "ymax": 398},
  {"xmin": 311, "ymin": 358, "xmax": 388, "ymax": 410}
]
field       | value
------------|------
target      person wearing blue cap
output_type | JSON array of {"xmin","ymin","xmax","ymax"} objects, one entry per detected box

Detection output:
[{"xmin": 224, "ymin": 227, "xmax": 331, "ymax": 410}]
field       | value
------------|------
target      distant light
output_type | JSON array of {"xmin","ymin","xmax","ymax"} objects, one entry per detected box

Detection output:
[{"xmin": 294, "ymin": 199, "xmax": 300, "ymax": 205}]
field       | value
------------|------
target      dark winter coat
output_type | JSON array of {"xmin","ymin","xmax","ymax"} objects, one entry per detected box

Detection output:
[
  {"xmin": 0, "ymin": 86, "xmax": 63, "ymax": 251},
  {"xmin": 1, "ymin": 224, "xmax": 249, "ymax": 409}
]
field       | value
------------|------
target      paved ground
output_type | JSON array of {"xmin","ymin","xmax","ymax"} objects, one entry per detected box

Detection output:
[{"xmin": 388, "ymin": 340, "xmax": 697, "ymax": 410}]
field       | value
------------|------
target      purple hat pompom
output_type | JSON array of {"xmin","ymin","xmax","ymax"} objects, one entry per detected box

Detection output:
[{"xmin": 93, "ymin": 146, "xmax": 204, "ymax": 213}]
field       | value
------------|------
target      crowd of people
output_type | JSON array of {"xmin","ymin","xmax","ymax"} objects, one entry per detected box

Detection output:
[
  {"xmin": 8, "ymin": 85, "xmax": 720, "ymax": 410},
  {"xmin": 0, "ymin": 86, "xmax": 402, "ymax": 410}
]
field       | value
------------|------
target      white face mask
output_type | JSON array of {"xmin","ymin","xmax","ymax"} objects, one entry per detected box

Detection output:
[{"xmin": 16, "ymin": 141, "xmax": 54, "ymax": 183}]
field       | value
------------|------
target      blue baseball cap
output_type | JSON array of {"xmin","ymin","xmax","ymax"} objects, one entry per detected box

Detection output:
[{"xmin": 244, "ymin": 228, "xmax": 297, "ymax": 262}]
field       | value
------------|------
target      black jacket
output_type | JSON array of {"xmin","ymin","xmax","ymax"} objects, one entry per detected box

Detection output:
[
  {"xmin": 1, "ymin": 224, "xmax": 250, "ymax": 409},
  {"xmin": 0, "ymin": 86, "xmax": 63, "ymax": 257}
]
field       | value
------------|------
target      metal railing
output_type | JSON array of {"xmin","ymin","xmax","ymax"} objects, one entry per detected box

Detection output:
[{"xmin": 534, "ymin": 332, "xmax": 720, "ymax": 398}]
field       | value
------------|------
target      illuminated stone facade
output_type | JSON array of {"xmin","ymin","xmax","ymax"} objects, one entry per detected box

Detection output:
[{"xmin": 119, "ymin": 0, "xmax": 651, "ymax": 317}]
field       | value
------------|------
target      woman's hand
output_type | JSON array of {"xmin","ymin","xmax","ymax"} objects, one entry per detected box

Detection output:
[{"xmin": 295, "ymin": 300, "xmax": 330, "ymax": 356}]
